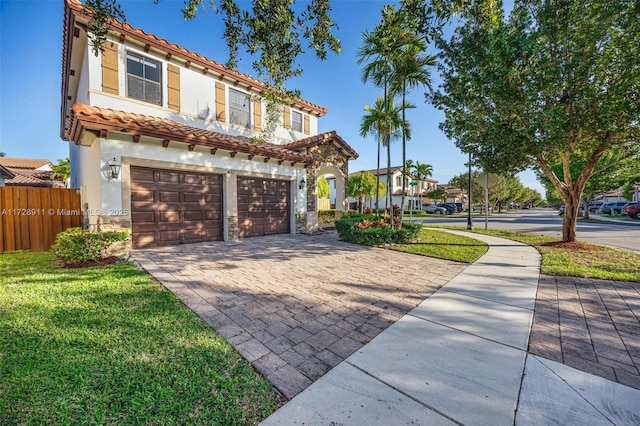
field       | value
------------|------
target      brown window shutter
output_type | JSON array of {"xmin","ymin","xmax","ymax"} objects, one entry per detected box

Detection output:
[
  {"xmin": 167, "ymin": 64, "xmax": 180, "ymax": 111},
  {"xmin": 284, "ymin": 107, "xmax": 291, "ymax": 129},
  {"xmin": 215, "ymin": 82, "xmax": 226, "ymax": 123},
  {"xmin": 253, "ymin": 99, "xmax": 262, "ymax": 131},
  {"xmin": 101, "ymin": 42, "xmax": 119, "ymax": 95},
  {"xmin": 303, "ymin": 115, "xmax": 310, "ymax": 135}
]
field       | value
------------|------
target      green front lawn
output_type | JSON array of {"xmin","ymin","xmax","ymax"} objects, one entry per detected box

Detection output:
[
  {"xmin": 471, "ymin": 229, "xmax": 640, "ymax": 282},
  {"xmin": 0, "ymin": 252, "xmax": 277, "ymax": 425},
  {"xmin": 392, "ymin": 229, "xmax": 488, "ymax": 263}
]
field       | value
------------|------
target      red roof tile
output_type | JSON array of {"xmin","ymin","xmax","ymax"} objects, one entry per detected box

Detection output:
[
  {"xmin": 0, "ymin": 157, "xmax": 52, "ymax": 169},
  {"xmin": 69, "ymin": 103, "xmax": 315, "ymax": 165}
]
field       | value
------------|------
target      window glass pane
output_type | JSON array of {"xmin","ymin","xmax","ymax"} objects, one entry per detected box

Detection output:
[
  {"xmin": 229, "ymin": 88, "xmax": 248, "ymax": 108},
  {"xmin": 292, "ymin": 111, "xmax": 302, "ymax": 132},
  {"xmin": 144, "ymin": 81, "xmax": 161, "ymax": 105},
  {"xmin": 144, "ymin": 60, "xmax": 160, "ymax": 82},
  {"xmin": 127, "ymin": 55, "xmax": 144, "ymax": 77},
  {"xmin": 229, "ymin": 88, "xmax": 250, "ymax": 127},
  {"xmin": 127, "ymin": 75, "xmax": 144, "ymax": 101},
  {"xmin": 126, "ymin": 52, "xmax": 162, "ymax": 105}
]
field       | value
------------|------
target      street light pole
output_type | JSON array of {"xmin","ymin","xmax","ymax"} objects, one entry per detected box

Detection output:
[{"xmin": 467, "ymin": 150, "xmax": 473, "ymax": 230}]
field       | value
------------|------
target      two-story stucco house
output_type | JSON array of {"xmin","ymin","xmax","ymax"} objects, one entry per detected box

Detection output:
[
  {"xmin": 60, "ymin": 0, "xmax": 357, "ymax": 248},
  {"xmin": 346, "ymin": 167, "xmax": 439, "ymax": 211}
]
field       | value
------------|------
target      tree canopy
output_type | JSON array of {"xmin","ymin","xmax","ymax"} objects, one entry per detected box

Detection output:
[{"xmin": 433, "ymin": 0, "xmax": 640, "ymax": 241}]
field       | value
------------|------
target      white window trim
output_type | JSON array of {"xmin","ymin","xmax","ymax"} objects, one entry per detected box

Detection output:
[
  {"xmin": 125, "ymin": 51, "xmax": 163, "ymax": 106},
  {"xmin": 228, "ymin": 87, "xmax": 251, "ymax": 128}
]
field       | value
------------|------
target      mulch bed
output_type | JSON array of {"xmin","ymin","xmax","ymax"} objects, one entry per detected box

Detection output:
[{"xmin": 536, "ymin": 241, "xmax": 605, "ymax": 251}]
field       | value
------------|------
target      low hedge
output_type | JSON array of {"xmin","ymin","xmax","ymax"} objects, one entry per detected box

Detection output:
[
  {"xmin": 52, "ymin": 227, "xmax": 129, "ymax": 266},
  {"xmin": 336, "ymin": 219, "xmax": 422, "ymax": 246}
]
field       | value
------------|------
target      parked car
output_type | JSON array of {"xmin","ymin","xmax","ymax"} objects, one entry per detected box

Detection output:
[
  {"xmin": 421, "ymin": 204, "xmax": 449, "ymax": 215},
  {"xmin": 598, "ymin": 201, "xmax": 629, "ymax": 215},
  {"xmin": 622, "ymin": 203, "xmax": 640, "ymax": 219},
  {"xmin": 437, "ymin": 203, "xmax": 456, "ymax": 214},
  {"xmin": 588, "ymin": 202, "xmax": 603, "ymax": 213},
  {"xmin": 452, "ymin": 202, "xmax": 464, "ymax": 212}
]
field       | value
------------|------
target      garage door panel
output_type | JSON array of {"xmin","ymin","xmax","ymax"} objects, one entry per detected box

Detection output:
[
  {"xmin": 237, "ymin": 177, "xmax": 290, "ymax": 237},
  {"xmin": 156, "ymin": 191, "xmax": 179, "ymax": 203},
  {"xmin": 131, "ymin": 189, "xmax": 154, "ymax": 201},
  {"xmin": 158, "ymin": 170, "xmax": 180, "ymax": 183},
  {"xmin": 130, "ymin": 167, "xmax": 156, "ymax": 183},
  {"xmin": 132, "ymin": 211, "xmax": 155, "ymax": 223},
  {"xmin": 131, "ymin": 166, "xmax": 223, "ymax": 248}
]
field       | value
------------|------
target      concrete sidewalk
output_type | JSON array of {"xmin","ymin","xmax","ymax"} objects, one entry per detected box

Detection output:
[{"xmin": 262, "ymin": 231, "xmax": 640, "ymax": 425}]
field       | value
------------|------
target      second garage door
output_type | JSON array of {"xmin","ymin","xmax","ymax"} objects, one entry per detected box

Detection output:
[
  {"xmin": 237, "ymin": 177, "xmax": 290, "ymax": 237},
  {"xmin": 130, "ymin": 166, "xmax": 223, "ymax": 248}
]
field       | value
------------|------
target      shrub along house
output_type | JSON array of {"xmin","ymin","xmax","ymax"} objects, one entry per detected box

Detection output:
[{"xmin": 60, "ymin": 0, "xmax": 357, "ymax": 248}]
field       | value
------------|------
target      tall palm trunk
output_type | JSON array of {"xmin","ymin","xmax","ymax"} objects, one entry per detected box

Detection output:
[
  {"xmin": 400, "ymin": 83, "xmax": 407, "ymax": 224},
  {"xmin": 384, "ymin": 72, "xmax": 393, "ymax": 227},
  {"xmin": 375, "ymin": 133, "xmax": 381, "ymax": 216}
]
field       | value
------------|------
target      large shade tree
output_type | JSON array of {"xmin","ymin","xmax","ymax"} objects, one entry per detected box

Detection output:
[{"xmin": 433, "ymin": 0, "xmax": 640, "ymax": 241}]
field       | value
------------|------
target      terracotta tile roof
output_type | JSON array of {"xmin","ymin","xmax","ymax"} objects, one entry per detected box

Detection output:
[
  {"xmin": 69, "ymin": 103, "xmax": 315, "ymax": 165},
  {"xmin": 2, "ymin": 168, "xmax": 65, "ymax": 188},
  {"xmin": 283, "ymin": 131, "xmax": 359, "ymax": 160},
  {"xmin": 61, "ymin": 0, "xmax": 327, "ymax": 139},
  {"xmin": 0, "ymin": 157, "xmax": 52, "ymax": 170}
]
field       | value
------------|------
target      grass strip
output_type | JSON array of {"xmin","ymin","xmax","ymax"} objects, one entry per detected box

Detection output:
[
  {"xmin": 391, "ymin": 228, "xmax": 488, "ymax": 263},
  {"xmin": 428, "ymin": 226, "xmax": 640, "ymax": 282},
  {"xmin": 0, "ymin": 251, "xmax": 277, "ymax": 425}
]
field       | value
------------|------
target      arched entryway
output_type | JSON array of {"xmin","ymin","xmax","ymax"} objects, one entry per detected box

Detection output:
[{"xmin": 316, "ymin": 164, "xmax": 347, "ymax": 224}]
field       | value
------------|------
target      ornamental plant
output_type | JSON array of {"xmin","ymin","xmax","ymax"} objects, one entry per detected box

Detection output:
[{"xmin": 52, "ymin": 227, "xmax": 129, "ymax": 266}]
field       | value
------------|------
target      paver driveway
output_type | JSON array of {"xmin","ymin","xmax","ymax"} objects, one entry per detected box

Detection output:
[{"xmin": 134, "ymin": 232, "xmax": 467, "ymax": 399}]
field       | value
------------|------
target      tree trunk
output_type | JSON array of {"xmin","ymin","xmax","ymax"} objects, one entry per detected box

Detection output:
[
  {"xmin": 387, "ymin": 139, "xmax": 393, "ymax": 227},
  {"xmin": 562, "ymin": 192, "xmax": 582, "ymax": 242},
  {"xmin": 375, "ymin": 135, "xmax": 381, "ymax": 216},
  {"xmin": 400, "ymin": 90, "xmax": 407, "ymax": 224}
]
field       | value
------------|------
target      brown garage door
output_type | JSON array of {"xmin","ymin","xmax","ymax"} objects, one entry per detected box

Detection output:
[
  {"xmin": 130, "ymin": 166, "xmax": 223, "ymax": 248},
  {"xmin": 237, "ymin": 177, "xmax": 290, "ymax": 237}
]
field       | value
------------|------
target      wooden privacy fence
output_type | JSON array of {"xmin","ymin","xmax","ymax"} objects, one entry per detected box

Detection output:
[{"xmin": 0, "ymin": 187, "xmax": 83, "ymax": 252}]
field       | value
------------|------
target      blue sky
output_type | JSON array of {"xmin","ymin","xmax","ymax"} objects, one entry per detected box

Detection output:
[{"xmin": 0, "ymin": 0, "xmax": 542, "ymax": 193}]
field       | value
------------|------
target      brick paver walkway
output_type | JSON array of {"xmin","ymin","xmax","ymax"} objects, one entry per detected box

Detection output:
[
  {"xmin": 134, "ymin": 232, "xmax": 466, "ymax": 399},
  {"xmin": 529, "ymin": 275, "xmax": 640, "ymax": 390}
]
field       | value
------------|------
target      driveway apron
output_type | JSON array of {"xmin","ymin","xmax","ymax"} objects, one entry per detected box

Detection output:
[{"xmin": 133, "ymin": 232, "xmax": 466, "ymax": 399}]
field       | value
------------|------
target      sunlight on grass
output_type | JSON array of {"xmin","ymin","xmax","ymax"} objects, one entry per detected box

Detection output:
[
  {"xmin": 445, "ymin": 227, "xmax": 640, "ymax": 282},
  {"xmin": 392, "ymin": 229, "xmax": 488, "ymax": 263},
  {"xmin": 0, "ymin": 252, "xmax": 277, "ymax": 425}
]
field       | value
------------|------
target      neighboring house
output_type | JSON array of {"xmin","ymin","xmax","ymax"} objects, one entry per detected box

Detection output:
[
  {"xmin": 438, "ymin": 184, "xmax": 467, "ymax": 204},
  {"xmin": 60, "ymin": 0, "xmax": 357, "ymax": 248},
  {"xmin": 348, "ymin": 167, "xmax": 440, "ymax": 210},
  {"xmin": 0, "ymin": 157, "xmax": 65, "ymax": 188}
]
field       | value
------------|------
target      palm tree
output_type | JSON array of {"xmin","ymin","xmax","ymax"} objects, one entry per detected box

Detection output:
[
  {"xmin": 360, "ymin": 97, "xmax": 387, "ymax": 214},
  {"xmin": 389, "ymin": 37, "xmax": 435, "ymax": 221},
  {"xmin": 357, "ymin": 6, "xmax": 412, "ymax": 227},
  {"xmin": 414, "ymin": 161, "xmax": 434, "ymax": 205}
]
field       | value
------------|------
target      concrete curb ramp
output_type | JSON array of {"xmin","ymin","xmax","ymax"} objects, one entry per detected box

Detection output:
[{"xmin": 262, "ymin": 230, "xmax": 640, "ymax": 425}]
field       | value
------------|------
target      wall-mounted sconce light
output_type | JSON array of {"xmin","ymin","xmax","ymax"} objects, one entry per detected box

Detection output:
[
  {"xmin": 299, "ymin": 177, "xmax": 306, "ymax": 190},
  {"xmin": 103, "ymin": 157, "xmax": 121, "ymax": 181}
]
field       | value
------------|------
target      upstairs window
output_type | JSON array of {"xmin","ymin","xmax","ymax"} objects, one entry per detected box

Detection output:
[
  {"xmin": 292, "ymin": 111, "xmax": 302, "ymax": 132},
  {"xmin": 126, "ymin": 52, "xmax": 161, "ymax": 105},
  {"xmin": 396, "ymin": 176, "xmax": 402, "ymax": 187},
  {"xmin": 229, "ymin": 88, "xmax": 251, "ymax": 128}
]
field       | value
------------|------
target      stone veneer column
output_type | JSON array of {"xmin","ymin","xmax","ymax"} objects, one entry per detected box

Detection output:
[{"xmin": 295, "ymin": 213, "xmax": 308, "ymax": 234}]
